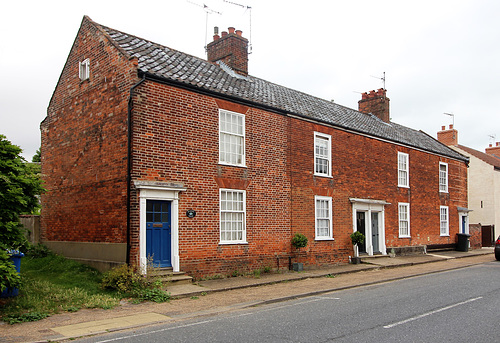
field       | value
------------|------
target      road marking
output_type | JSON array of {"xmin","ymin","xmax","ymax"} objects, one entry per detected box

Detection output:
[
  {"xmin": 383, "ymin": 296, "xmax": 482, "ymax": 329},
  {"xmin": 314, "ymin": 296, "xmax": 340, "ymax": 300}
]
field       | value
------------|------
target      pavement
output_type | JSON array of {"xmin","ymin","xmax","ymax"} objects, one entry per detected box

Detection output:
[{"xmin": 0, "ymin": 248, "xmax": 495, "ymax": 343}]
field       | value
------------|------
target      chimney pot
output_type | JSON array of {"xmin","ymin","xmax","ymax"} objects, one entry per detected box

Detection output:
[
  {"xmin": 449, "ymin": 124, "xmax": 453, "ymax": 129},
  {"xmin": 441, "ymin": 126, "xmax": 445, "ymax": 130},
  {"xmin": 358, "ymin": 88, "xmax": 390, "ymax": 122},
  {"xmin": 497, "ymin": 142, "xmax": 500, "ymax": 147},
  {"xmin": 206, "ymin": 25, "xmax": 249, "ymax": 76}
]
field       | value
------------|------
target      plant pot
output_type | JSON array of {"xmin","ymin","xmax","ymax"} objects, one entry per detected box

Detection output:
[
  {"xmin": 351, "ymin": 256, "xmax": 362, "ymax": 265},
  {"xmin": 292, "ymin": 262, "xmax": 303, "ymax": 272}
]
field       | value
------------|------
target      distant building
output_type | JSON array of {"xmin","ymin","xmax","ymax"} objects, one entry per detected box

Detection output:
[{"xmin": 438, "ymin": 125, "xmax": 500, "ymax": 246}]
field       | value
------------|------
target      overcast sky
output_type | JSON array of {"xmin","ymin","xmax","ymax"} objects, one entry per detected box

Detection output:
[{"xmin": 1, "ymin": 0, "xmax": 499, "ymax": 160}]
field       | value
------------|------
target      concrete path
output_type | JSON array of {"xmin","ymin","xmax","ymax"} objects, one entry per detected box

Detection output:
[{"xmin": 0, "ymin": 248, "xmax": 494, "ymax": 343}]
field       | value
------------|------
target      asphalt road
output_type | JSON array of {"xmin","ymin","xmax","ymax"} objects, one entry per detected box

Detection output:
[{"xmin": 77, "ymin": 260, "xmax": 500, "ymax": 343}]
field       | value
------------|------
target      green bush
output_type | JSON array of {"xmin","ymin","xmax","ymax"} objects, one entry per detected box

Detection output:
[
  {"xmin": 25, "ymin": 244, "xmax": 53, "ymax": 259},
  {"xmin": 101, "ymin": 264, "xmax": 145, "ymax": 293},
  {"xmin": 0, "ymin": 250, "xmax": 21, "ymax": 293},
  {"xmin": 101, "ymin": 264, "xmax": 170, "ymax": 303},
  {"xmin": 350, "ymin": 231, "xmax": 365, "ymax": 246},
  {"xmin": 291, "ymin": 233, "xmax": 308, "ymax": 249}
]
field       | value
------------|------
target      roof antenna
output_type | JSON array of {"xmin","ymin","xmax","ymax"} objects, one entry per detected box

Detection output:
[
  {"xmin": 488, "ymin": 134, "xmax": 496, "ymax": 145},
  {"xmin": 444, "ymin": 112, "xmax": 454, "ymax": 127},
  {"xmin": 186, "ymin": 0, "xmax": 222, "ymax": 51},
  {"xmin": 371, "ymin": 72, "xmax": 386, "ymax": 89},
  {"xmin": 223, "ymin": 0, "xmax": 253, "ymax": 54}
]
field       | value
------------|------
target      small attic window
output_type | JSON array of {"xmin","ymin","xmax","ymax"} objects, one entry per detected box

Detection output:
[{"xmin": 79, "ymin": 59, "xmax": 90, "ymax": 81}]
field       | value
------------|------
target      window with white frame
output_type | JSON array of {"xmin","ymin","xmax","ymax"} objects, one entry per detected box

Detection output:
[
  {"xmin": 440, "ymin": 206, "xmax": 449, "ymax": 236},
  {"xmin": 315, "ymin": 196, "xmax": 333, "ymax": 240},
  {"xmin": 314, "ymin": 132, "xmax": 331, "ymax": 177},
  {"xmin": 398, "ymin": 203, "xmax": 410, "ymax": 237},
  {"xmin": 398, "ymin": 152, "xmax": 409, "ymax": 187},
  {"xmin": 439, "ymin": 162, "xmax": 448, "ymax": 192},
  {"xmin": 220, "ymin": 189, "xmax": 246, "ymax": 243},
  {"xmin": 79, "ymin": 58, "xmax": 90, "ymax": 81},
  {"xmin": 219, "ymin": 109, "xmax": 245, "ymax": 166}
]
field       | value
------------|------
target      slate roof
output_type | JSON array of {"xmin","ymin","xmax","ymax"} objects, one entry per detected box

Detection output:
[{"xmin": 95, "ymin": 19, "xmax": 467, "ymax": 162}]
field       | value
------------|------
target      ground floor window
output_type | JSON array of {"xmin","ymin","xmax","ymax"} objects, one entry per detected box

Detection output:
[
  {"xmin": 440, "ymin": 206, "xmax": 449, "ymax": 236},
  {"xmin": 220, "ymin": 189, "xmax": 246, "ymax": 244},
  {"xmin": 315, "ymin": 195, "xmax": 333, "ymax": 240},
  {"xmin": 398, "ymin": 203, "xmax": 410, "ymax": 237}
]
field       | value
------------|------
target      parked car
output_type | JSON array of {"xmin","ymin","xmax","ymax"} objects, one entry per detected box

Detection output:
[{"xmin": 495, "ymin": 236, "xmax": 500, "ymax": 261}]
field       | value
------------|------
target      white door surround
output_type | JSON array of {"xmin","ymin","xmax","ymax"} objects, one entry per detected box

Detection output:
[
  {"xmin": 134, "ymin": 181, "xmax": 186, "ymax": 273},
  {"xmin": 350, "ymin": 198, "xmax": 390, "ymax": 256}
]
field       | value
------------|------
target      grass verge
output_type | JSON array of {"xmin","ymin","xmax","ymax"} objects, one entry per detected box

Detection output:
[{"xmin": 0, "ymin": 254, "xmax": 121, "ymax": 324}]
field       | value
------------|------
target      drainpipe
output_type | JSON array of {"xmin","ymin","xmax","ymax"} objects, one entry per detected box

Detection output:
[{"xmin": 126, "ymin": 73, "xmax": 146, "ymax": 265}]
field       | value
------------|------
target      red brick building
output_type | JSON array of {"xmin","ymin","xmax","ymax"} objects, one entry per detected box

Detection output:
[{"xmin": 41, "ymin": 16, "xmax": 469, "ymax": 277}]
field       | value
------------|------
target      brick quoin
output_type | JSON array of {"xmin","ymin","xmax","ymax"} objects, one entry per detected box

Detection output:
[{"xmin": 42, "ymin": 17, "xmax": 469, "ymax": 278}]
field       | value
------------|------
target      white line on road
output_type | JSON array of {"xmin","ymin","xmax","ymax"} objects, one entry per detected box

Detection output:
[{"xmin": 383, "ymin": 296, "xmax": 483, "ymax": 329}]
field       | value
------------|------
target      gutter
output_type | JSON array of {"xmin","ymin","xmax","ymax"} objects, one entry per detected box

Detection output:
[{"xmin": 126, "ymin": 73, "xmax": 146, "ymax": 265}]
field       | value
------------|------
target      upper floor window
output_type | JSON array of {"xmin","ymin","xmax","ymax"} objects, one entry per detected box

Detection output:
[
  {"xmin": 315, "ymin": 196, "xmax": 333, "ymax": 240},
  {"xmin": 79, "ymin": 58, "xmax": 90, "ymax": 81},
  {"xmin": 398, "ymin": 152, "xmax": 409, "ymax": 187},
  {"xmin": 314, "ymin": 132, "xmax": 331, "ymax": 177},
  {"xmin": 439, "ymin": 162, "xmax": 448, "ymax": 193},
  {"xmin": 440, "ymin": 206, "xmax": 449, "ymax": 236},
  {"xmin": 398, "ymin": 203, "xmax": 410, "ymax": 237},
  {"xmin": 219, "ymin": 109, "xmax": 245, "ymax": 166},
  {"xmin": 220, "ymin": 189, "xmax": 246, "ymax": 244}
]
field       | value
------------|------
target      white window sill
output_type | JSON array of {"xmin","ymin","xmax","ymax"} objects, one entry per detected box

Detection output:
[
  {"xmin": 398, "ymin": 185, "xmax": 410, "ymax": 189},
  {"xmin": 439, "ymin": 190, "xmax": 449, "ymax": 193},
  {"xmin": 399, "ymin": 235, "xmax": 411, "ymax": 239},
  {"xmin": 440, "ymin": 234, "xmax": 450, "ymax": 237},
  {"xmin": 219, "ymin": 241, "xmax": 248, "ymax": 245},
  {"xmin": 315, "ymin": 237, "xmax": 334, "ymax": 241},
  {"xmin": 218, "ymin": 162, "xmax": 247, "ymax": 168},
  {"xmin": 314, "ymin": 173, "xmax": 332, "ymax": 178}
]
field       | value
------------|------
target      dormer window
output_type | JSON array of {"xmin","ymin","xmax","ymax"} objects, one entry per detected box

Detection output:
[{"xmin": 79, "ymin": 59, "xmax": 90, "ymax": 81}]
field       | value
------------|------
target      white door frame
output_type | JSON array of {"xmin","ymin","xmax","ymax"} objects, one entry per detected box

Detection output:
[
  {"xmin": 350, "ymin": 198, "xmax": 390, "ymax": 256},
  {"xmin": 134, "ymin": 181, "xmax": 186, "ymax": 273}
]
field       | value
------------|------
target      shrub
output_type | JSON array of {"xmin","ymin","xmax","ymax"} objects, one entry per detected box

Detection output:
[
  {"xmin": 291, "ymin": 233, "xmax": 308, "ymax": 249},
  {"xmin": 25, "ymin": 244, "xmax": 53, "ymax": 259},
  {"xmin": 101, "ymin": 264, "xmax": 170, "ymax": 303},
  {"xmin": 350, "ymin": 231, "xmax": 365, "ymax": 246},
  {"xmin": 101, "ymin": 264, "xmax": 145, "ymax": 293}
]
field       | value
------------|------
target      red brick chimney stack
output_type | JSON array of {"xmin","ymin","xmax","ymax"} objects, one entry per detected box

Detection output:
[
  {"xmin": 485, "ymin": 141, "xmax": 500, "ymax": 157},
  {"xmin": 437, "ymin": 124, "xmax": 458, "ymax": 146},
  {"xmin": 207, "ymin": 26, "xmax": 249, "ymax": 76},
  {"xmin": 358, "ymin": 88, "xmax": 390, "ymax": 123}
]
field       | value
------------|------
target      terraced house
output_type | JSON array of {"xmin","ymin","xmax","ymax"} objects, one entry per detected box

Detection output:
[{"xmin": 41, "ymin": 16, "xmax": 469, "ymax": 278}]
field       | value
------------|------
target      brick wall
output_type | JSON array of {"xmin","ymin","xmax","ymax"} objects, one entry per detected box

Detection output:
[
  {"xmin": 129, "ymin": 83, "xmax": 291, "ymax": 277},
  {"xmin": 41, "ymin": 17, "xmax": 138, "ymax": 245}
]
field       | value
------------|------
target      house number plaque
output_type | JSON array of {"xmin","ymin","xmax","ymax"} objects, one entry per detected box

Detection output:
[{"xmin": 186, "ymin": 209, "xmax": 196, "ymax": 218}]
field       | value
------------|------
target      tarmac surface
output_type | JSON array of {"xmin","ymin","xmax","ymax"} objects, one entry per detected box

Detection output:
[{"xmin": 0, "ymin": 248, "xmax": 495, "ymax": 343}]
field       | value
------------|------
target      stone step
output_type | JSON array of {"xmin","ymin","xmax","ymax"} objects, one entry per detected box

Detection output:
[{"xmin": 149, "ymin": 268, "xmax": 193, "ymax": 285}]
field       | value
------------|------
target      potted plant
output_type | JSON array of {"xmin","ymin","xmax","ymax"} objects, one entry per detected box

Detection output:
[
  {"xmin": 350, "ymin": 231, "xmax": 365, "ymax": 264},
  {"xmin": 291, "ymin": 233, "xmax": 308, "ymax": 271}
]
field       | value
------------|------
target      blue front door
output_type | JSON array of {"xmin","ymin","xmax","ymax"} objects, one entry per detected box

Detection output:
[{"xmin": 146, "ymin": 200, "xmax": 172, "ymax": 267}]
